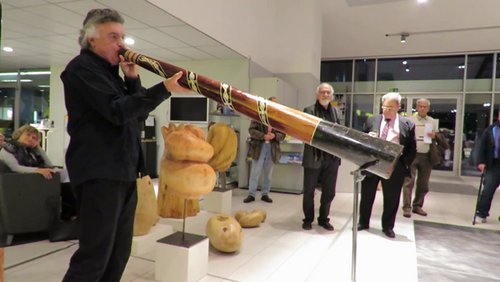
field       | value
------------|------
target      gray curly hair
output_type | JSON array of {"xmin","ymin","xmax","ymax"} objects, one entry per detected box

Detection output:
[{"xmin": 78, "ymin": 9, "xmax": 124, "ymax": 49}]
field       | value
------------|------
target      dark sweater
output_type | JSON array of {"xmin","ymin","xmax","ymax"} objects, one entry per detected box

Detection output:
[{"xmin": 61, "ymin": 49, "xmax": 170, "ymax": 186}]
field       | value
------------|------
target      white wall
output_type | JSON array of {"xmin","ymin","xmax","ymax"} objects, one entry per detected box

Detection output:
[{"xmin": 147, "ymin": 0, "xmax": 323, "ymax": 79}]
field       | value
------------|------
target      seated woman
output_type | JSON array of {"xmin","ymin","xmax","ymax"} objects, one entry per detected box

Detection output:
[{"xmin": 0, "ymin": 125, "xmax": 77, "ymax": 220}]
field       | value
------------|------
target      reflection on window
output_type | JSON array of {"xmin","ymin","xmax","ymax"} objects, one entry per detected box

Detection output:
[
  {"xmin": 321, "ymin": 60, "xmax": 352, "ymax": 92},
  {"xmin": 466, "ymin": 54, "xmax": 493, "ymax": 91},
  {"xmin": 351, "ymin": 94, "xmax": 373, "ymax": 131},
  {"xmin": 0, "ymin": 69, "xmax": 50, "ymax": 137},
  {"xmin": 461, "ymin": 93, "xmax": 491, "ymax": 176}
]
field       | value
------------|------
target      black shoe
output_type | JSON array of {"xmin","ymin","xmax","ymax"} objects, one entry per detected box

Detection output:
[
  {"xmin": 319, "ymin": 222, "xmax": 334, "ymax": 231},
  {"xmin": 302, "ymin": 222, "xmax": 312, "ymax": 230},
  {"xmin": 243, "ymin": 195, "xmax": 255, "ymax": 203},
  {"xmin": 383, "ymin": 229, "xmax": 396, "ymax": 238},
  {"xmin": 261, "ymin": 195, "xmax": 273, "ymax": 203},
  {"xmin": 357, "ymin": 224, "xmax": 369, "ymax": 231}
]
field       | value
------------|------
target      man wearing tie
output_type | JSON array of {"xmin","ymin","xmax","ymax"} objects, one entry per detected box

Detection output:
[{"xmin": 357, "ymin": 92, "xmax": 416, "ymax": 238}]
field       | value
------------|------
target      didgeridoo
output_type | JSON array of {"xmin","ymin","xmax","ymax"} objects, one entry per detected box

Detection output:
[{"xmin": 120, "ymin": 48, "xmax": 403, "ymax": 179}]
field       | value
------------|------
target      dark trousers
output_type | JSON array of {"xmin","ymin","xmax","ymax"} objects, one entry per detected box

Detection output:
[
  {"xmin": 302, "ymin": 157, "xmax": 340, "ymax": 224},
  {"xmin": 60, "ymin": 182, "xmax": 77, "ymax": 219},
  {"xmin": 476, "ymin": 161, "xmax": 500, "ymax": 218},
  {"xmin": 402, "ymin": 153, "xmax": 432, "ymax": 209},
  {"xmin": 359, "ymin": 162, "xmax": 406, "ymax": 231},
  {"xmin": 63, "ymin": 179, "xmax": 137, "ymax": 282}
]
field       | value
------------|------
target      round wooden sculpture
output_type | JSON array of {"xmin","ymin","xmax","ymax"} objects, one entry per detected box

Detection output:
[
  {"xmin": 133, "ymin": 175, "xmax": 159, "ymax": 236},
  {"xmin": 206, "ymin": 214, "xmax": 243, "ymax": 253},
  {"xmin": 234, "ymin": 209, "xmax": 267, "ymax": 228},
  {"xmin": 157, "ymin": 124, "xmax": 216, "ymax": 218}
]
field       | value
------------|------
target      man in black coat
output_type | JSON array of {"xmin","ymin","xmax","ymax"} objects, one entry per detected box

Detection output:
[
  {"xmin": 357, "ymin": 92, "xmax": 416, "ymax": 238},
  {"xmin": 301, "ymin": 83, "xmax": 343, "ymax": 231},
  {"xmin": 61, "ymin": 9, "xmax": 189, "ymax": 282},
  {"xmin": 474, "ymin": 111, "xmax": 500, "ymax": 224}
]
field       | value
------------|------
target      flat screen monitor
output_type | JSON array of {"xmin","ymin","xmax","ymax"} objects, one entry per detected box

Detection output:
[{"xmin": 169, "ymin": 96, "xmax": 209, "ymax": 123}]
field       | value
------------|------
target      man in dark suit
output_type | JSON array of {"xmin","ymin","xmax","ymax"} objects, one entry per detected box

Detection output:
[
  {"xmin": 301, "ymin": 83, "xmax": 343, "ymax": 231},
  {"xmin": 357, "ymin": 92, "xmax": 416, "ymax": 238}
]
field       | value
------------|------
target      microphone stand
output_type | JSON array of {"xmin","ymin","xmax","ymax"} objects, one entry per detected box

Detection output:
[{"xmin": 350, "ymin": 159, "xmax": 379, "ymax": 282}]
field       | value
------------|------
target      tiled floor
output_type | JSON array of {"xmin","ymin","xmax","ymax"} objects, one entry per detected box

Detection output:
[{"xmin": 3, "ymin": 175, "xmax": 500, "ymax": 282}]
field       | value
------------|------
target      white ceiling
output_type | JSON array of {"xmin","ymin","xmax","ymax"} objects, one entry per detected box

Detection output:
[
  {"xmin": 0, "ymin": 0, "xmax": 244, "ymax": 72},
  {"xmin": 321, "ymin": 0, "xmax": 500, "ymax": 59},
  {"xmin": 1, "ymin": 0, "xmax": 500, "ymax": 73}
]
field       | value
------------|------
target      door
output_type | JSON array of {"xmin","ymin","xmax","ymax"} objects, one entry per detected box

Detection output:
[{"xmin": 402, "ymin": 95, "xmax": 462, "ymax": 176}]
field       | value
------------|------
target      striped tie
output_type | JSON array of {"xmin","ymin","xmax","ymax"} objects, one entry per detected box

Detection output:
[{"xmin": 380, "ymin": 119, "xmax": 391, "ymax": 140}]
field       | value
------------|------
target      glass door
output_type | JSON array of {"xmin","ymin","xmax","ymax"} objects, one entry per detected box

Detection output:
[{"xmin": 403, "ymin": 95, "xmax": 462, "ymax": 176}]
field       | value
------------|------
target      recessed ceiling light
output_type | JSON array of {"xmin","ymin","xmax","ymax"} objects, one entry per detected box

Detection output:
[
  {"xmin": 2, "ymin": 47, "xmax": 14, "ymax": 52},
  {"xmin": 417, "ymin": 0, "xmax": 428, "ymax": 3},
  {"xmin": 124, "ymin": 37, "xmax": 135, "ymax": 46}
]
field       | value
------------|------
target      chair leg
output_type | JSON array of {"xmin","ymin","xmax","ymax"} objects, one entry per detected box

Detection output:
[{"xmin": 0, "ymin": 247, "xmax": 4, "ymax": 281}]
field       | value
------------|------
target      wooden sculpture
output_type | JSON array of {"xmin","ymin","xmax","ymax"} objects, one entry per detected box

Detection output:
[
  {"xmin": 234, "ymin": 209, "xmax": 267, "ymax": 228},
  {"xmin": 157, "ymin": 124, "xmax": 216, "ymax": 218},
  {"xmin": 206, "ymin": 214, "xmax": 242, "ymax": 253},
  {"xmin": 133, "ymin": 175, "xmax": 159, "ymax": 236}
]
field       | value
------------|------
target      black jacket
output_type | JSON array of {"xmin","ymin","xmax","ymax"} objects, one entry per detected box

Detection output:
[
  {"xmin": 476, "ymin": 120, "xmax": 500, "ymax": 168},
  {"xmin": 302, "ymin": 102, "xmax": 343, "ymax": 169},
  {"xmin": 363, "ymin": 114, "xmax": 417, "ymax": 176},
  {"xmin": 61, "ymin": 49, "xmax": 170, "ymax": 186}
]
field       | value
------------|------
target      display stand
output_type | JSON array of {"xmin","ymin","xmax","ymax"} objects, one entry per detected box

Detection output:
[
  {"xmin": 350, "ymin": 159, "xmax": 379, "ymax": 282},
  {"xmin": 155, "ymin": 199, "xmax": 209, "ymax": 282},
  {"xmin": 155, "ymin": 232, "xmax": 208, "ymax": 282},
  {"xmin": 203, "ymin": 172, "xmax": 232, "ymax": 214}
]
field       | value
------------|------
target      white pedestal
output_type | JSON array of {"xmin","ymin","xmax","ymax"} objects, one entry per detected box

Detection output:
[
  {"xmin": 202, "ymin": 188, "xmax": 232, "ymax": 214},
  {"xmin": 155, "ymin": 232, "xmax": 209, "ymax": 282},
  {"xmin": 131, "ymin": 223, "xmax": 173, "ymax": 256}
]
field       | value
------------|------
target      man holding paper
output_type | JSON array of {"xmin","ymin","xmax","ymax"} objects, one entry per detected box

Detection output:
[{"xmin": 402, "ymin": 98, "xmax": 438, "ymax": 217}]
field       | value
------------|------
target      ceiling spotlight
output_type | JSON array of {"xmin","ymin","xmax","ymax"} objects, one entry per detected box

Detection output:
[
  {"xmin": 2, "ymin": 46, "xmax": 13, "ymax": 52},
  {"xmin": 402, "ymin": 60, "xmax": 408, "ymax": 65},
  {"xmin": 124, "ymin": 37, "xmax": 135, "ymax": 46},
  {"xmin": 400, "ymin": 33, "xmax": 409, "ymax": 43}
]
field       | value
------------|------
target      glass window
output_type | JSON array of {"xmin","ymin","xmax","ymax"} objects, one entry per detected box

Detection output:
[
  {"xmin": 466, "ymin": 54, "xmax": 493, "ymax": 91},
  {"xmin": 351, "ymin": 94, "xmax": 373, "ymax": 131},
  {"xmin": 461, "ymin": 93, "xmax": 492, "ymax": 176},
  {"xmin": 19, "ymin": 70, "xmax": 50, "ymax": 126},
  {"xmin": 354, "ymin": 59, "xmax": 375, "ymax": 93},
  {"xmin": 495, "ymin": 54, "xmax": 500, "ymax": 90},
  {"xmin": 0, "ymin": 87, "xmax": 15, "ymax": 137},
  {"xmin": 321, "ymin": 60, "xmax": 352, "ymax": 92},
  {"xmin": 377, "ymin": 56, "xmax": 465, "ymax": 92}
]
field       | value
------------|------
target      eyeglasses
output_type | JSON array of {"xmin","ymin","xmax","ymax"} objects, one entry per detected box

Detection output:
[{"xmin": 381, "ymin": 105, "xmax": 397, "ymax": 111}]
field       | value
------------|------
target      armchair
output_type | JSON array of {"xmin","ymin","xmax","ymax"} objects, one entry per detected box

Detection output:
[{"xmin": 0, "ymin": 161, "xmax": 60, "ymax": 246}]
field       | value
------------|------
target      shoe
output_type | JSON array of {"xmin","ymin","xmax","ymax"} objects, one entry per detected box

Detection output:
[
  {"xmin": 243, "ymin": 195, "xmax": 255, "ymax": 203},
  {"xmin": 403, "ymin": 208, "xmax": 411, "ymax": 218},
  {"xmin": 357, "ymin": 224, "xmax": 369, "ymax": 231},
  {"xmin": 383, "ymin": 229, "xmax": 396, "ymax": 238},
  {"xmin": 474, "ymin": 215, "xmax": 487, "ymax": 224},
  {"xmin": 318, "ymin": 222, "xmax": 334, "ymax": 231},
  {"xmin": 412, "ymin": 207, "xmax": 427, "ymax": 216},
  {"xmin": 261, "ymin": 195, "xmax": 273, "ymax": 203},
  {"xmin": 302, "ymin": 222, "xmax": 312, "ymax": 230}
]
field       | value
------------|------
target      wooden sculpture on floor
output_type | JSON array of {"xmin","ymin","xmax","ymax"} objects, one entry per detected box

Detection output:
[
  {"xmin": 133, "ymin": 175, "xmax": 159, "ymax": 236},
  {"xmin": 234, "ymin": 209, "xmax": 267, "ymax": 228},
  {"xmin": 157, "ymin": 123, "xmax": 216, "ymax": 218},
  {"xmin": 206, "ymin": 214, "xmax": 242, "ymax": 253}
]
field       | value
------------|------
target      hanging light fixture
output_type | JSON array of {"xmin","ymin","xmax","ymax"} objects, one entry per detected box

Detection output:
[{"xmin": 400, "ymin": 33, "xmax": 409, "ymax": 43}]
